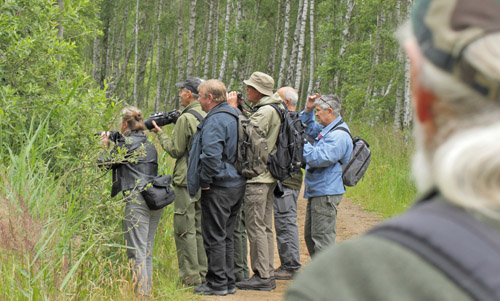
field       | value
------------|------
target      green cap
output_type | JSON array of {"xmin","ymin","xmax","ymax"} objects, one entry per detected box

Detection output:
[{"xmin": 411, "ymin": 0, "xmax": 500, "ymax": 101}]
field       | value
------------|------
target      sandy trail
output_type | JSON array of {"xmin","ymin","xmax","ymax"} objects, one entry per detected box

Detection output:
[{"xmin": 201, "ymin": 187, "xmax": 381, "ymax": 301}]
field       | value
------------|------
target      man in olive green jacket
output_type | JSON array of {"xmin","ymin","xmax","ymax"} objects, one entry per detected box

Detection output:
[
  {"xmin": 151, "ymin": 77, "xmax": 207, "ymax": 287},
  {"xmin": 230, "ymin": 71, "xmax": 282, "ymax": 291}
]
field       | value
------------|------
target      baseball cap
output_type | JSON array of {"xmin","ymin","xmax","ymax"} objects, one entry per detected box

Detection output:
[
  {"xmin": 175, "ymin": 77, "xmax": 203, "ymax": 94},
  {"xmin": 243, "ymin": 72, "xmax": 275, "ymax": 96},
  {"xmin": 411, "ymin": 0, "xmax": 500, "ymax": 101}
]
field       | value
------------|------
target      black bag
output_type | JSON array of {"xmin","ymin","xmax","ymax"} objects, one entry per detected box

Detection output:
[
  {"xmin": 267, "ymin": 104, "xmax": 307, "ymax": 181},
  {"xmin": 141, "ymin": 175, "xmax": 176, "ymax": 210}
]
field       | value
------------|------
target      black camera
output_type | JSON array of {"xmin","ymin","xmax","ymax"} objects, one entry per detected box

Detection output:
[
  {"xmin": 144, "ymin": 109, "xmax": 181, "ymax": 130},
  {"xmin": 95, "ymin": 130, "xmax": 123, "ymax": 143}
]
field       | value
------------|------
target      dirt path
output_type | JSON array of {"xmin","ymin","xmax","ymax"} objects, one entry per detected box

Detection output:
[{"xmin": 201, "ymin": 187, "xmax": 381, "ymax": 301}]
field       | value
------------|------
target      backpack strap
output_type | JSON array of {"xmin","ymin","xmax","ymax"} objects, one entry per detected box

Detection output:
[
  {"xmin": 186, "ymin": 109, "xmax": 204, "ymax": 122},
  {"xmin": 369, "ymin": 191, "xmax": 500, "ymax": 301}
]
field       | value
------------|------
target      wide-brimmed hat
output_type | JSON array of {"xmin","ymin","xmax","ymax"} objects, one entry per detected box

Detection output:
[
  {"xmin": 243, "ymin": 72, "xmax": 275, "ymax": 96},
  {"xmin": 175, "ymin": 77, "xmax": 203, "ymax": 94},
  {"xmin": 411, "ymin": 0, "xmax": 500, "ymax": 101}
]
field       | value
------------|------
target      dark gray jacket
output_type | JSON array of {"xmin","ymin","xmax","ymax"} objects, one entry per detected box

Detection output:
[
  {"xmin": 187, "ymin": 102, "xmax": 245, "ymax": 198},
  {"xmin": 100, "ymin": 131, "xmax": 158, "ymax": 197}
]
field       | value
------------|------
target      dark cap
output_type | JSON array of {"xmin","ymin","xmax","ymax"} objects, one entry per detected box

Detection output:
[
  {"xmin": 175, "ymin": 77, "xmax": 203, "ymax": 94},
  {"xmin": 411, "ymin": 0, "xmax": 500, "ymax": 101}
]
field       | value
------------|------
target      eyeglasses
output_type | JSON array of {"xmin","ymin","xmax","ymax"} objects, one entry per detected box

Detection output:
[{"xmin": 318, "ymin": 96, "xmax": 333, "ymax": 109}]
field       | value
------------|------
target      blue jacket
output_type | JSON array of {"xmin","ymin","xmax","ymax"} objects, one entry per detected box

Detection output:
[
  {"xmin": 299, "ymin": 110, "xmax": 353, "ymax": 198},
  {"xmin": 187, "ymin": 102, "xmax": 246, "ymax": 198}
]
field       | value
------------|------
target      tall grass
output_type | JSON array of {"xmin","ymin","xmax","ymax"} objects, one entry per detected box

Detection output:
[
  {"xmin": 345, "ymin": 123, "xmax": 418, "ymax": 218},
  {"xmin": 0, "ymin": 122, "xmax": 196, "ymax": 299}
]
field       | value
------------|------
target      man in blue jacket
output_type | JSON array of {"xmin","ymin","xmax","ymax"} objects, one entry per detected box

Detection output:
[
  {"xmin": 187, "ymin": 79, "xmax": 246, "ymax": 296},
  {"xmin": 299, "ymin": 94, "xmax": 353, "ymax": 256}
]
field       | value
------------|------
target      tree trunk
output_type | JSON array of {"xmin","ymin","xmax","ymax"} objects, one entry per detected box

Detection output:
[
  {"xmin": 176, "ymin": 0, "xmax": 184, "ymax": 89},
  {"xmin": 269, "ymin": 0, "xmax": 282, "ymax": 78},
  {"xmin": 333, "ymin": 0, "xmax": 354, "ymax": 90},
  {"xmin": 155, "ymin": 0, "xmax": 164, "ymax": 112},
  {"xmin": 286, "ymin": 0, "xmax": 305, "ymax": 87},
  {"xmin": 293, "ymin": 0, "xmax": 308, "ymax": 91},
  {"xmin": 307, "ymin": 0, "xmax": 315, "ymax": 96},
  {"xmin": 228, "ymin": 0, "xmax": 242, "ymax": 90},
  {"xmin": 133, "ymin": 0, "xmax": 140, "ymax": 106},
  {"xmin": 276, "ymin": 0, "xmax": 290, "ymax": 88},
  {"xmin": 393, "ymin": 0, "xmax": 404, "ymax": 131},
  {"xmin": 186, "ymin": 0, "xmax": 197, "ymax": 76},
  {"xmin": 218, "ymin": 0, "xmax": 231, "ymax": 81},
  {"xmin": 212, "ymin": 0, "xmax": 220, "ymax": 78},
  {"xmin": 203, "ymin": 0, "xmax": 214, "ymax": 79}
]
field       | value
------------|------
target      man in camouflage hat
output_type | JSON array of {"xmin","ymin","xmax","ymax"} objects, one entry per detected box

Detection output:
[{"xmin": 286, "ymin": 0, "xmax": 500, "ymax": 300}]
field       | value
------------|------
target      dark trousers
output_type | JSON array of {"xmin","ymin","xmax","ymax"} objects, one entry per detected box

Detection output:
[{"xmin": 201, "ymin": 185, "xmax": 245, "ymax": 291}]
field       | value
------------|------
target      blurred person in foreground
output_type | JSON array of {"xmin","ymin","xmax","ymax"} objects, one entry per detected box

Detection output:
[
  {"xmin": 286, "ymin": 0, "xmax": 500, "ymax": 300},
  {"xmin": 99, "ymin": 107, "xmax": 162, "ymax": 296}
]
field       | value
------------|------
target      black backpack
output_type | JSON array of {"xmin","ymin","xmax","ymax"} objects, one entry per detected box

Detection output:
[
  {"xmin": 370, "ymin": 190, "xmax": 500, "ymax": 301},
  {"xmin": 332, "ymin": 126, "xmax": 371, "ymax": 187},
  {"xmin": 267, "ymin": 103, "xmax": 307, "ymax": 181}
]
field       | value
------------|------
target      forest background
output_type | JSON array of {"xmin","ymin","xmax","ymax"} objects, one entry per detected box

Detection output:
[{"xmin": 0, "ymin": 0, "xmax": 416, "ymax": 299}]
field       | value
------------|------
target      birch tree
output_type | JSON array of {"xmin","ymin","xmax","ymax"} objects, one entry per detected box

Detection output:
[
  {"xmin": 155, "ymin": 0, "xmax": 164, "ymax": 111},
  {"xmin": 203, "ymin": 0, "xmax": 214, "ymax": 79},
  {"xmin": 333, "ymin": 0, "xmax": 354, "ymax": 90},
  {"xmin": 218, "ymin": 0, "xmax": 231, "ymax": 80},
  {"xmin": 293, "ymin": 0, "xmax": 308, "ymax": 92},
  {"xmin": 133, "ymin": 0, "xmax": 140, "ymax": 106},
  {"xmin": 307, "ymin": 0, "xmax": 316, "ymax": 96},
  {"xmin": 186, "ymin": 0, "xmax": 197, "ymax": 76},
  {"xmin": 277, "ymin": 0, "xmax": 291, "ymax": 88},
  {"xmin": 286, "ymin": 0, "xmax": 305, "ymax": 86},
  {"xmin": 229, "ymin": 0, "xmax": 242, "ymax": 90},
  {"xmin": 176, "ymin": 0, "xmax": 184, "ymax": 85}
]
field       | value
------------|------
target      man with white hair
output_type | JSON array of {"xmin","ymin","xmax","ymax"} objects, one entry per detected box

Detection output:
[
  {"xmin": 273, "ymin": 87, "xmax": 303, "ymax": 280},
  {"xmin": 286, "ymin": 0, "xmax": 500, "ymax": 300}
]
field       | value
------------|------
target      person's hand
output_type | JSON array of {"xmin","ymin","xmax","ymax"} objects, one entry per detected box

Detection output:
[
  {"xmin": 150, "ymin": 120, "xmax": 162, "ymax": 133},
  {"xmin": 202, "ymin": 187, "xmax": 210, "ymax": 190},
  {"xmin": 100, "ymin": 131, "xmax": 110, "ymax": 150},
  {"xmin": 305, "ymin": 93, "xmax": 320, "ymax": 112},
  {"xmin": 227, "ymin": 91, "xmax": 239, "ymax": 108}
]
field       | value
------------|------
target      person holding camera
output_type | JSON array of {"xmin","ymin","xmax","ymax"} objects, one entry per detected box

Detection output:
[
  {"xmin": 150, "ymin": 77, "xmax": 207, "ymax": 288},
  {"xmin": 99, "ymin": 106, "xmax": 162, "ymax": 296},
  {"xmin": 299, "ymin": 94, "xmax": 353, "ymax": 256}
]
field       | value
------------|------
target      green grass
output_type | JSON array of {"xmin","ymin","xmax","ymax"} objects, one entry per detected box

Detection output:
[
  {"xmin": 345, "ymin": 123, "xmax": 417, "ymax": 218},
  {"xmin": 0, "ymin": 124, "xmax": 197, "ymax": 300}
]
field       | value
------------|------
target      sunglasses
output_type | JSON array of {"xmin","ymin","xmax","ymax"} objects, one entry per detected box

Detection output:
[{"xmin": 318, "ymin": 96, "xmax": 333, "ymax": 109}]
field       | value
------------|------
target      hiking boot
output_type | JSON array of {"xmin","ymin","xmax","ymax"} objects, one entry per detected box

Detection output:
[
  {"xmin": 193, "ymin": 283, "xmax": 228, "ymax": 296},
  {"xmin": 236, "ymin": 274, "xmax": 276, "ymax": 291},
  {"xmin": 228, "ymin": 286, "xmax": 237, "ymax": 294},
  {"xmin": 274, "ymin": 266, "xmax": 297, "ymax": 280}
]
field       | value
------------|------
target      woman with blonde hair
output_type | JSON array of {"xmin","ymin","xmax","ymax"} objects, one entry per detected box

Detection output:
[{"xmin": 100, "ymin": 106, "xmax": 162, "ymax": 296}]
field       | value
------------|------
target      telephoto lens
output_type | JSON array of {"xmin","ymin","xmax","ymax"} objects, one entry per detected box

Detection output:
[{"xmin": 144, "ymin": 109, "xmax": 181, "ymax": 130}]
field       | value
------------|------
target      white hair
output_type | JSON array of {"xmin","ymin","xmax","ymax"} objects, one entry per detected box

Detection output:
[
  {"xmin": 409, "ymin": 31, "xmax": 500, "ymax": 216},
  {"xmin": 283, "ymin": 89, "xmax": 298, "ymax": 107}
]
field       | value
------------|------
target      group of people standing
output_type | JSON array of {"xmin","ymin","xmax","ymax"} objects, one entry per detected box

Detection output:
[
  {"xmin": 99, "ymin": 0, "xmax": 500, "ymax": 299},
  {"xmin": 100, "ymin": 70, "xmax": 353, "ymax": 296}
]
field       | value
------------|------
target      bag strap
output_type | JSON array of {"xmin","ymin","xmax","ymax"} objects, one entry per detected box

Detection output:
[
  {"xmin": 186, "ymin": 109, "xmax": 204, "ymax": 122},
  {"xmin": 369, "ymin": 190, "xmax": 500, "ymax": 301}
]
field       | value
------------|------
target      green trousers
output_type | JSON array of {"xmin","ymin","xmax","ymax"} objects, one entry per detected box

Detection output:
[
  {"xmin": 233, "ymin": 205, "xmax": 250, "ymax": 281},
  {"xmin": 173, "ymin": 185, "xmax": 207, "ymax": 285}
]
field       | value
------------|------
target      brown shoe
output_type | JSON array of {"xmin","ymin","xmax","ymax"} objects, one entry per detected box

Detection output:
[
  {"xmin": 274, "ymin": 266, "xmax": 297, "ymax": 280},
  {"xmin": 236, "ymin": 274, "xmax": 275, "ymax": 291}
]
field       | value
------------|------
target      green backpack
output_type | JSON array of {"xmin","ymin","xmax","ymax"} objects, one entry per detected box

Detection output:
[{"xmin": 215, "ymin": 107, "xmax": 269, "ymax": 179}]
